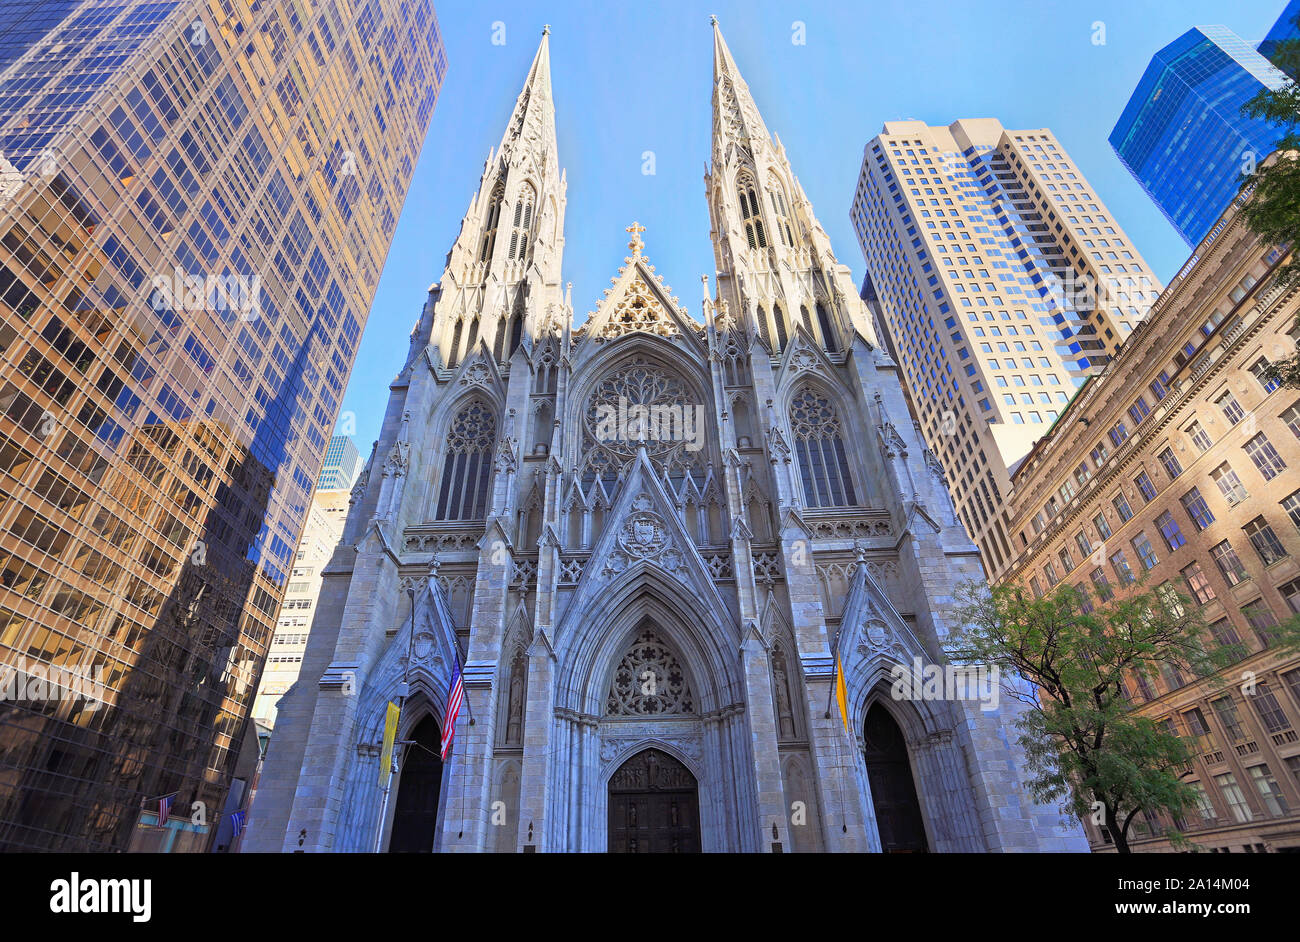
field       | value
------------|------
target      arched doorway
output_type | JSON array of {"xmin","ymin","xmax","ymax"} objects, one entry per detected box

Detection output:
[
  {"xmin": 608, "ymin": 748, "xmax": 700, "ymax": 853},
  {"xmin": 388, "ymin": 715, "xmax": 442, "ymax": 853},
  {"xmin": 863, "ymin": 703, "xmax": 928, "ymax": 853}
]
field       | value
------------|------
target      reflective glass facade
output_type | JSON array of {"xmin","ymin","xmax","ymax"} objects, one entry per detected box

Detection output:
[
  {"xmin": 1110, "ymin": 26, "xmax": 1289, "ymax": 248},
  {"xmin": 1259, "ymin": 0, "xmax": 1300, "ymax": 79},
  {"xmin": 316, "ymin": 432, "xmax": 359, "ymax": 490},
  {"xmin": 0, "ymin": 0, "xmax": 445, "ymax": 851}
]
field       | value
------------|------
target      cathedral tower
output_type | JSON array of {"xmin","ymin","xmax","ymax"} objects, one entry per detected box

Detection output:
[{"xmin": 245, "ymin": 25, "xmax": 1088, "ymax": 854}]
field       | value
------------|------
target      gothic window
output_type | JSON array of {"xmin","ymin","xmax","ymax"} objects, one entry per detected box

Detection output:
[
  {"xmin": 464, "ymin": 316, "xmax": 479, "ymax": 357},
  {"xmin": 606, "ymin": 626, "xmax": 695, "ymax": 715},
  {"xmin": 768, "ymin": 177, "xmax": 795, "ymax": 246},
  {"xmin": 448, "ymin": 318, "xmax": 463, "ymax": 367},
  {"xmin": 737, "ymin": 176, "xmax": 766, "ymax": 249},
  {"xmin": 800, "ymin": 304, "xmax": 816, "ymax": 338},
  {"xmin": 508, "ymin": 183, "xmax": 536, "ymax": 260},
  {"xmin": 790, "ymin": 385, "xmax": 857, "ymax": 508},
  {"xmin": 435, "ymin": 400, "xmax": 497, "ymax": 520},
  {"xmin": 509, "ymin": 311, "xmax": 524, "ymax": 355},
  {"xmin": 755, "ymin": 304, "xmax": 772, "ymax": 351},
  {"xmin": 816, "ymin": 301, "xmax": 838, "ymax": 353},
  {"xmin": 580, "ymin": 358, "xmax": 707, "ymax": 490},
  {"xmin": 773, "ymin": 303, "xmax": 788, "ymax": 352},
  {"xmin": 479, "ymin": 182, "xmax": 504, "ymax": 262}
]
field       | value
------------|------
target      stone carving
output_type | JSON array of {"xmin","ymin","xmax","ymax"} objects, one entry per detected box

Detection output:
[
  {"xmin": 599, "ymin": 275, "xmax": 679, "ymax": 340},
  {"xmin": 605, "ymin": 627, "xmax": 695, "ymax": 716},
  {"xmin": 602, "ymin": 495, "xmax": 684, "ymax": 576}
]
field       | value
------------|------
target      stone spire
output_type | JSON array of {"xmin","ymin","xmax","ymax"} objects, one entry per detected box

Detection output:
[{"xmin": 711, "ymin": 19, "xmax": 772, "ymax": 164}]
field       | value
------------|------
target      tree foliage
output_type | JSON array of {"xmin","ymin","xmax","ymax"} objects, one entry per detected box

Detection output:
[{"xmin": 948, "ymin": 580, "xmax": 1299, "ymax": 852}]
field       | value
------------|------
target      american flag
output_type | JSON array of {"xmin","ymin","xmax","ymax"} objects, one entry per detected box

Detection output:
[
  {"xmin": 157, "ymin": 793, "xmax": 175, "ymax": 828},
  {"xmin": 441, "ymin": 657, "xmax": 464, "ymax": 760}
]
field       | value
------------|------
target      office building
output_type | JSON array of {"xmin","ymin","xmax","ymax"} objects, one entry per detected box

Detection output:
[{"xmin": 0, "ymin": 0, "xmax": 445, "ymax": 851}]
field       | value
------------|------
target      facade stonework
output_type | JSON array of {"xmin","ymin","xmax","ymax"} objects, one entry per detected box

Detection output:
[
  {"xmin": 245, "ymin": 27, "xmax": 1086, "ymax": 853},
  {"xmin": 1003, "ymin": 186, "xmax": 1300, "ymax": 853}
]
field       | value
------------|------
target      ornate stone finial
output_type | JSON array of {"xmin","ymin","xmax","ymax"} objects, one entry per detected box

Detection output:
[
  {"xmin": 710, "ymin": 14, "xmax": 718, "ymax": 26},
  {"xmin": 626, "ymin": 221, "xmax": 646, "ymax": 257},
  {"xmin": 427, "ymin": 552, "xmax": 442, "ymax": 578},
  {"xmin": 542, "ymin": 24, "xmax": 550, "ymax": 35}
]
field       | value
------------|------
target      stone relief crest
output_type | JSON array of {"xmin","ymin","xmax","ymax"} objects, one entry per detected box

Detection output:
[{"xmin": 603, "ymin": 495, "xmax": 684, "ymax": 576}]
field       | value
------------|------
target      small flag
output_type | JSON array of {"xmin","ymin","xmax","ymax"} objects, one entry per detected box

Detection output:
[
  {"xmin": 379, "ymin": 701, "xmax": 401, "ymax": 788},
  {"xmin": 834, "ymin": 654, "xmax": 850, "ymax": 731},
  {"xmin": 229, "ymin": 808, "xmax": 247, "ymax": 840},
  {"xmin": 157, "ymin": 793, "xmax": 176, "ymax": 828},
  {"xmin": 441, "ymin": 657, "xmax": 464, "ymax": 760}
]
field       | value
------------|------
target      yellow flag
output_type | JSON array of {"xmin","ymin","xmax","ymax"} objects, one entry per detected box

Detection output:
[
  {"xmin": 834, "ymin": 654, "xmax": 850, "ymax": 730},
  {"xmin": 379, "ymin": 701, "xmax": 401, "ymax": 788}
]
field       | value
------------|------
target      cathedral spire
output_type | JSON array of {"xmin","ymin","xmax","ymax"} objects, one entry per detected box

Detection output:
[
  {"xmin": 427, "ymin": 28, "xmax": 566, "ymax": 371},
  {"xmin": 711, "ymin": 20, "xmax": 772, "ymax": 163}
]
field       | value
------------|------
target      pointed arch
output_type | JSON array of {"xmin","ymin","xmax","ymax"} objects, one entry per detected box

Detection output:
[
  {"xmin": 767, "ymin": 172, "xmax": 795, "ymax": 246},
  {"xmin": 736, "ymin": 171, "xmax": 767, "ymax": 249},
  {"xmin": 435, "ymin": 398, "xmax": 497, "ymax": 521},
  {"xmin": 508, "ymin": 182, "xmax": 537, "ymax": 261},
  {"xmin": 788, "ymin": 382, "xmax": 857, "ymax": 508},
  {"xmin": 772, "ymin": 302, "xmax": 789, "ymax": 352},
  {"xmin": 816, "ymin": 300, "xmax": 838, "ymax": 353},
  {"xmin": 480, "ymin": 180, "xmax": 504, "ymax": 263}
]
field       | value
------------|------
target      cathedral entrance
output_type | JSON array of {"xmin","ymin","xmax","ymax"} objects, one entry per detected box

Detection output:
[
  {"xmin": 607, "ymin": 748, "xmax": 700, "ymax": 853},
  {"xmin": 388, "ymin": 715, "xmax": 442, "ymax": 853},
  {"xmin": 863, "ymin": 703, "xmax": 928, "ymax": 853}
]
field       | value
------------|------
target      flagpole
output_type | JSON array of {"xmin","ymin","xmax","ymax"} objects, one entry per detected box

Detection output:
[{"xmin": 373, "ymin": 586, "xmax": 416, "ymax": 852}]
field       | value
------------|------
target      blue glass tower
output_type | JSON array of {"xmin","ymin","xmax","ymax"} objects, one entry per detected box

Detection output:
[
  {"xmin": 1110, "ymin": 26, "xmax": 1290, "ymax": 247},
  {"xmin": 1259, "ymin": 0, "xmax": 1300, "ymax": 79}
]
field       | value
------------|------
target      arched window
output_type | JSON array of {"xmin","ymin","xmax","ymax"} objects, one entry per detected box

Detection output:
[
  {"xmin": 480, "ymin": 182, "xmax": 504, "ymax": 262},
  {"xmin": 772, "ymin": 303, "xmax": 788, "ymax": 352},
  {"xmin": 435, "ymin": 400, "xmax": 497, "ymax": 520},
  {"xmin": 508, "ymin": 183, "xmax": 536, "ymax": 260},
  {"xmin": 448, "ymin": 318, "xmax": 463, "ymax": 367},
  {"xmin": 790, "ymin": 385, "xmax": 857, "ymax": 508},
  {"xmin": 755, "ymin": 304, "xmax": 772, "ymax": 350},
  {"xmin": 816, "ymin": 301, "xmax": 838, "ymax": 353},
  {"xmin": 737, "ymin": 177, "xmax": 766, "ymax": 249},
  {"xmin": 768, "ymin": 178, "xmax": 795, "ymax": 246}
]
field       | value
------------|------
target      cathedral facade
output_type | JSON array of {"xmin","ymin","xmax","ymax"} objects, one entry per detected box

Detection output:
[{"xmin": 244, "ymin": 25, "xmax": 1088, "ymax": 853}]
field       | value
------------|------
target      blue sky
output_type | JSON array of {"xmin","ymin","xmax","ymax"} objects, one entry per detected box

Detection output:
[{"xmin": 339, "ymin": 0, "xmax": 1287, "ymax": 452}]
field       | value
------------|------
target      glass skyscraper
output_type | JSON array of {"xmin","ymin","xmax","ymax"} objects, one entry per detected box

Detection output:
[
  {"xmin": 1259, "ymin": 0, "xmax": 1300, "ymax": 79},
  {"xmin": 316, "ymin": 433, "xmax": 360, "ymax": 490},
  {"xmin": 1110, "ymin": 25, "xmax": 1289, "ymax": 247},
  {"xmin": 0, "ymin": 0, "xmax": 445, "ymax": 851}
]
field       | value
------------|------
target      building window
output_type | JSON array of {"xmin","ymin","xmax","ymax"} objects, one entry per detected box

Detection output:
[
  {"xmin": 1283, "ymin": 491, "xmax": 1300, "ymax": 532},
  {"xmin": 1282, "ymin": 401, "xmax": 1300, "ymax": 439},
  {"xmin": 1243, "ymin": 517, "xmax": 1287, "ymax": 566},
  {"xmin": 1135, "ymin": 471, "xmax": 1156, "ymax": 502},
  {"xmin": 435, "ymin": 400, "xmax": 497, "ymax": 521},
  {"xmin": 1157, "ymin": 583, "xmax": 1186, "ymax": 619},
  {"xmin": 1181, "ymin": 562, "xmax": 1216, "ymax": 605},
  {"xmin": 1209, "ymin": 620, "xmax": 1246, "ymax": 658},
  {"xmin": 1074, "ymin": 529, "xmax": 1092, "ymax": 558},
  {"xmin": 1211, "ymin": 463, "xmax": 1248, "ymax": 505},
  {"xmin": 790, "ymin": 386, "xmax": 857, "ymax": 508},
  {"xmin": 1044, "ymin": 561, "xmax": 1059, "ymax": 586},
  {"xmin": 1247, "ymin": 683, "xmax": 1291, "ymax": 735},
  {"xmin": 1132, "ymin": 532, "xmax": 1159, "ymax": 570},
  {"xmin": 1180, "ymin": 487, "xmax": 1214, "ymax": 530},
  {"xmin": 738, "ymin": 176, "xmax": 767, "ymax": 249},
  {"xmin": 1280, "ymin": 578, "xmax": 1300, "ymax": 615},
  {"xmin": 507, "ymin": 183, "xmax": 536, "ymax": 260},
  {"xmin": 479, "ymin": 181, "xmax": 504, "ymax": 261},
  {"xmin": 1186, "ymin": 420, "xmax": 1212, "ymax": 452},
  {"xmin": 1113, "ymin": 492, "xmax": 1134, "ymax": 522},
  {"xmin": 1090, "ymin": 566, "xmax": 1113, "ymax": 600},
  {"xmin": 1093, "ymin": 511, "xmax": 1112, "ymax": 539},
  {"xmin": 1157, "ymin": 446, "xmax": 1182, "ymax": 479},
  {"xmin": 1242, "ymin": 599, "xmax": 1279, "ymax": 646},
  {"xmin": 1057, "ymin": 546, "xmax": 1074, "ymax": 573},
  {"xmin": 1247, "ymin": 765, "xmax": 1289, "ymax": 817},
  {"xmin": 1213, "ymin": 772, "xmax": 1254, "ymax": 824},
  {"xmin": 1212, "ymin": 695, "xmax": 1247, "ymax": 741},
  {"xmin": 1244, "ymin": 433, "xmax": 1287, "ymax": 481},
  {"xmin": 1109, "ymin": 549, "xmax": 1134, "ymax": 585},
  {"xmin": 1210, "ymin": 540, "xmax": 1248, "ymax": 587},
  {"xmin": 1156, "ymin": 510, "xmax": 1186, "ymax": 552},
  {"xmin": 1250, "ymin": 357, "xmax": 1280, "ymax": 394},
  {"xmin": 1216, "ymin": 391, "xmax": 1245, "ymax": 426}
]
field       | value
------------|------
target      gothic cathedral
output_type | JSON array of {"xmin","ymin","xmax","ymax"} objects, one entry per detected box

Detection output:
[{"xmin": 245, "ymin": 25, "xmax": 1088, "ymax": 853}]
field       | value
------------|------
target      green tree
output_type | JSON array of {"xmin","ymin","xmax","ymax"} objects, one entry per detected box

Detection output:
[
  {"xmin": 948, "ymin": 580, "xmax": 1297, "ymax": 853},
  {"xmin": 1240, "ymin": 13, "xmax": 1300, "ymax": 386}
]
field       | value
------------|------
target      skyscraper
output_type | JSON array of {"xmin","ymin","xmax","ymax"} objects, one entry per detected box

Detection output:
[
  {"xmin": 851, "ymin": 120, "xmax": 1160, "ymax": 579},
  {"xmin": 244, "ymin": 26, "xmax": 1086, "ymax": 855},
  {"xmin": 317, "ymin": 433, "xmax": 361, "ymax": 490},
  {"xmin": 1259, "ymin": 0, "xmax": 1300, "ymax": 79},
  {"xmin": 1111, "ymin": 25, "xmax": 1290, "ymax": 248},
  {"xmin": 0, "ymin": 0, "xmax": 445, "ymax": 851}
]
